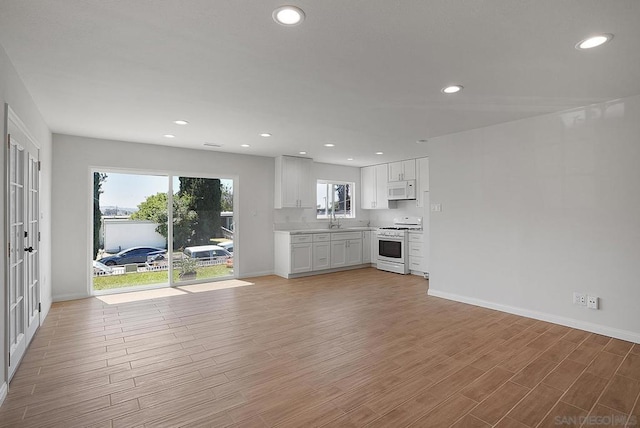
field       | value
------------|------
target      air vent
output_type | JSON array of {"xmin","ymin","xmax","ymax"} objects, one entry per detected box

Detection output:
[{"xmin": 203, "ymin": 143, "xmax": 222, "ymax": 148}]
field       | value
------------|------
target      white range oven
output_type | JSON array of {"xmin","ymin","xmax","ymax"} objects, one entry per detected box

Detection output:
[{"xmin": 376, "ymin": 216, "xmax": 422, "ymax": 274}]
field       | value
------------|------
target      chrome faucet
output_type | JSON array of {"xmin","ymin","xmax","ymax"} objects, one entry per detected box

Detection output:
[{"xmin": 329, "ymin": 212, "xmax": 341, "ymax": 229}]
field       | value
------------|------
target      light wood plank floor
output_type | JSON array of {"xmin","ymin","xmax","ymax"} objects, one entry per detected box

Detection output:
[{"xmin": 2, "ymin": 268, "xmax": 639, "ymax": 427}]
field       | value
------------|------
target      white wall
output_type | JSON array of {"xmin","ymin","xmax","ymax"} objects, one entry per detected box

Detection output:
[
  {"xmin": 0, "ymin": 44, "xmax": 52, "ymax": 399},
  {"xmin": 51, "ymin": 134, "xmax": 274, "ymax": 301},
  {"xmin": 428, "ymin": 94, "xmax": 640, "ymax": 342}
]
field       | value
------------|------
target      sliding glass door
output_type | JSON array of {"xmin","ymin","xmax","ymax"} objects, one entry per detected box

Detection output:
[{"xmin": 92, "ymin": 171, "xmax": 234, "ymax": 292}]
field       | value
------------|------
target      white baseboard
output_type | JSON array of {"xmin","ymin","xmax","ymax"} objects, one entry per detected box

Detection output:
[
  {"xmin": 53, "ymin": 292, "xmax": 89, "ymax": 302},
  {"xmin": 428, "ymin": 288, "xmax": 640, "ymax": 344},
  {"xmin": 238, "ymin": 270, "xmax": 274, "ymax": 279},
  {"xmin": 0, "ymin": 382, "xmax": 7, "ymax": 407},
  {"xmin": 40, "ymin": 299, "xmax": 52, "ymax": 322}
]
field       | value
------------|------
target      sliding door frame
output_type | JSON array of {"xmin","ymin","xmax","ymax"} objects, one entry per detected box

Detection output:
[{"xmin": 88, "ymin": 166, "xmax": 239, "ymax": 295}]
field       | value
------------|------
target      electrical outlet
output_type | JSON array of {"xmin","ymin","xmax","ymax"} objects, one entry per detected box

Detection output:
[
  {"xmin": 587, "ymin": 295, "xmax": 599, "ymax": 310},
  {"xmin": 573, "ymin": 292, "xmax": 587, "ymax": 306}
]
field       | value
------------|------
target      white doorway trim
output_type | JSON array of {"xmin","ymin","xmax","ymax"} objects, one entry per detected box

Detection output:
[{"xmin": 4, "ymin": 104, "xmax": 41, "ymax": 381}]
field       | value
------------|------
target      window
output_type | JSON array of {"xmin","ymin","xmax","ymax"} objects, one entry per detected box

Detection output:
[{"xmin": 316, "ymin": 181, "xmax": 355, "ymax": 219}]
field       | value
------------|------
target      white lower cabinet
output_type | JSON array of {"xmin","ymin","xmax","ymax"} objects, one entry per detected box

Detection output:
[
  {"xmin": 330, "ymin": 240, "xmax": 347, "ymax": 268},
  {"xmin": 362, "ymin": 231, "xmax": 372, "ymax": 263},
  {"xmin": 275, "ymin": 230, "xmax": 369, "ymax": 278},
  {"xmin": 330, "ymin": 232, "xmax": 363, "ymax": 268},
  {"xmin": 291, "ymin": 236, "xmax": 313, "ymax": 273},
  {"xmin": 408, "ymin": 231, "xmax": 428, "ymax": 274},
  {"xmin": 346, "ymin": 240, "xmax": 363, "ymax": 265},
  {"xmin": 312, "ymin": 233, "xmax": 331, "ymax": 270}
]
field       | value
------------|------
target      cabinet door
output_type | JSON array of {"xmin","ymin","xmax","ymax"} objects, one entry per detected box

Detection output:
[
  {"xmin": 362, "ymin": 231, "xmax": 371, "ymax": 263},
  {"xmin": 297, "ymin": 157, "xmax": 315, "ymax": 208},
  {"xmin": 313, "ymin": 242, "xmax": 330, "ymax": 270},
  {"xmin": 282, "ymin": 156, "xmax": 300, "ymax": 207},
  {"xmin": 361, "ymin": 166, "xmax": 376, "ymax": 209},
  {"xmin": 388, "ymin": 161, "xmax": 403, "ymax": 181},
  {"xmin": 402, "ymin": 159, "xmax": 416, "ymax": 180},
  {"xmin": 291, "ymin": 243, "xmax": 313, "ymax": 273},
  {"xmin": 416, "ymin": 157, "xmax": 429, "ymax": 207},
  {"xmin": 345, "ymin": 239, "xmax": 363, "ymax": 266},
  {"xmin": 330, "ymin": 241, "xmax": 347, "ymax": 268},
  {"xmin": 275, "ymin": 156, "xmax": 314, "ymax": 208},
  {"xmin": 374, "ymin": 163, "xmax": 389, "ymax": 209},
  {"xmin": 389, "ymin": 160, "xmax": 416, "ymax": 181}
]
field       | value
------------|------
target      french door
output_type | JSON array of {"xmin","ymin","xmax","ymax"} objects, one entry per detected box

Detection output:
[{"xmin": 7, "ymin": 110, "xmax": 40, "ymax": 380}]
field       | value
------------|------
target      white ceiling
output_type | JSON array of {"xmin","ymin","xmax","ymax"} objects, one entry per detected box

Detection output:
[{"xmin": 1, "ymin": 1, "xmax": 639, "ymax": 166}]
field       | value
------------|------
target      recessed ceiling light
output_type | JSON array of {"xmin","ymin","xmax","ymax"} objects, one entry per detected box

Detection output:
[
  {"xmin": 273, "ymin": 6, "xmax": 305, "ymax": 26},
  {"xmin": 173, "ymin": 120, "xmax": 189, "ymax": 125},
  {"xmin": 164, "ymin": 134, "xmax": 176, "ymax": 138},
  {"xmin": 241, "ymin": 144, "xmax": 250, "ymax": 148},
  {"xmin": 347, "ymin": 158, "xmax": 354, "ymax": 161},
  {"xmin": 299, "ymin": 151, "xmax": 307, "ymax": 155},
  {"xmin": 260, "ymin": 133, "xmax": 272, "ymax": 137},
  {"xmin": 324, "ymin": 143, "xmax": 335, "ymax": 147},
  {"xmin": 375, "ymin": 152, "xmax": 384, "ymax": 155},
  {"xmin": 576, "ymin": 33, "xmax": 613, "ymax": 50},
  {"xmin": 442, "ymin": 85, "xmax": 463, "ymax": 94}
]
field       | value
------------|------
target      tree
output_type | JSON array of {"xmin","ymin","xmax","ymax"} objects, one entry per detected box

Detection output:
[
  {"xmin": 93, "ymin": 173, "xmax": 107, "ymax": 259},
  {"xmin": 221, "ymin": 182, "xmax": 233, "ymax": 212},
  {"xmin": 131, "ymin": 192, "xmax": 197, "ymax": 249},
  {"xmin": 336, "ymin": 184, "xmax": 351, "ymax": 214},
  {"xmin": 179, "ymin": 178, "xmax": 222, "ymax": 245},
  {"xmin": 131, "ymin": 178, "xmax": 224, "ymax": 249},
  {"xmin": 131, "ymin": 192, "xmax": 168, "ymax": 222}
]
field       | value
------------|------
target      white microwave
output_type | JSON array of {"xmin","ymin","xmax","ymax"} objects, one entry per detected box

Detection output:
[{"xmin": 387, "ymin": 180, "xmax": 416, "ymax": 200}]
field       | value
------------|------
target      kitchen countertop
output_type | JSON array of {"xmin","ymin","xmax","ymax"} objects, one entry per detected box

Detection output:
[{"xmin": 274, "ymin": 227, "xmax": 376, "ymax": 235}]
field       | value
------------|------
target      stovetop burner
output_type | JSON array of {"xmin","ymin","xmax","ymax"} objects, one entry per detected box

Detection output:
[{"xmin": 378, "ymin": 216, "xmax": 423, "ymax": 231}]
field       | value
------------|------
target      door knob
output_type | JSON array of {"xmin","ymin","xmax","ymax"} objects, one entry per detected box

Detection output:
[{"xmin": 24, "ymin": 246, "xmax": 34, "ymax": 253}]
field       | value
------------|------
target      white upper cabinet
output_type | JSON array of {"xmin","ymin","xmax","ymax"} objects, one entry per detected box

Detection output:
[
  {"xmin": 388, "ymin": 159, "xmax": 416, "ymax": 181},
  {"xmin": 361, "ymin": 163, "xmax": 394, "ymax": 210},
  {"xmin": 416, "ymin": 157, "xmax": 429, "ymax": 207},
  {"xmin": 275, "ymin": 156, "xmax": 314, "ymax": 209},
  {"xmin": 361, "ymin": 165, "xmax": 376, "ymax": 209}
]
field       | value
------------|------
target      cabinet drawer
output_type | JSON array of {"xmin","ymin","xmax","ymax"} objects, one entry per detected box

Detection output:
[
  {"xmin": 313, "ymin": 233, "xmax": 330, "ymax": 242},
  {"xmin": 409, "ymin": 258, "xmax": 423, "ymax": 271},
  {"xmin": 331, "ymin": 231, "xmax": 362, "ymax": 241},
  {"xmin": 291, "ymin": 234, "xmax": 312, "ymax": 244},
  {"xmin": 409, "ymin": 242, "xmax": 424, "ymax": 256},
  {"xmin": 409, "ymin": 232, "xmax": 424, "ymax": 242}
]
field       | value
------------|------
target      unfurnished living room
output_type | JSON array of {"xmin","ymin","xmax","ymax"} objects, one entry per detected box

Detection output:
[{"xmin": 1, "ymin": 1, "xmax": 640, "ymax": 427}]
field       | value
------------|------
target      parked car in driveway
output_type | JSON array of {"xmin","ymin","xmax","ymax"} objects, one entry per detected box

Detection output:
[
  {"xmin": 146, "ymin": 249, "xmax": 167, "ymax": 264},
  {"xmin": 219, "ymin": 241, "xmax": 233, "ymax": 253},
  {"xmin": 184, "ymin": 245, "xmax": 231, "ymax": 262},
  {"xmin": 99, "ymin": 246, "xmax": 165, "ymax": 266}
]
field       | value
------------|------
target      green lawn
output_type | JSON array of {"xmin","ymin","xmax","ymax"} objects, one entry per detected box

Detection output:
[{"xmin": 93, "ymin": 265, "xmax": 232, "ymax": 291}]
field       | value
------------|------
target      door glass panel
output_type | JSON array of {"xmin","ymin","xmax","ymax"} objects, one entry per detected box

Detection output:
[
  {"xmin": 93, "ymin": 172, "xmax": 169, "ymax": 291},
  {"xmin": 172, "ymin": 176, "xmax": 234, "ymax": 283}
]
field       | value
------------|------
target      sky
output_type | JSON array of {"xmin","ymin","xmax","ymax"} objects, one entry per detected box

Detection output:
[{"xmin": 100, "ymin": 172, "xmax": 232, "ymax": 209}]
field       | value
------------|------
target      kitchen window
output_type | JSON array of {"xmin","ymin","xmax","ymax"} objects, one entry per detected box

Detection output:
[{"xmin": 316, "ymin": 180, "xmax": 355, "ymax": 219}]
